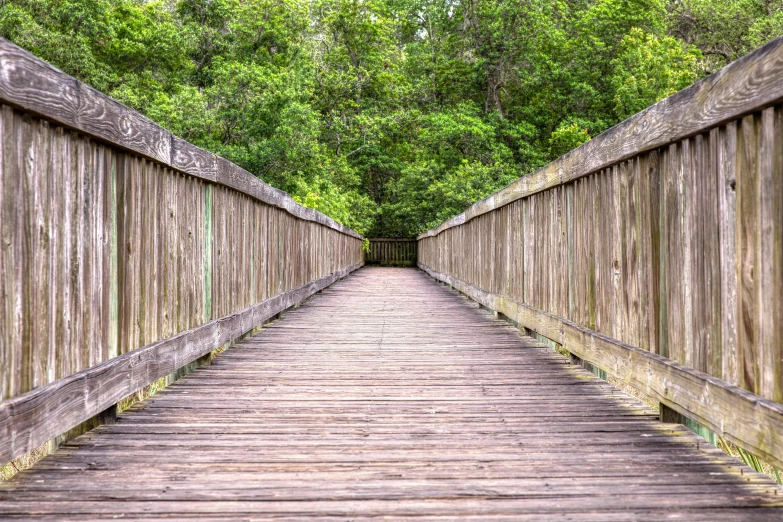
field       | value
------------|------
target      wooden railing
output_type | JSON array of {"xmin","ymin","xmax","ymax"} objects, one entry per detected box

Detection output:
[
  {"xmin": 418, "ymin": 37, "xmax": 783, "ymax": 469},
  {"xmin": 0, "ymin": 39, "xmax": 363, "ymax": 464},
  {"xmin": 365, "ymin": 238, "xmax": 417, "ymax": 266}
]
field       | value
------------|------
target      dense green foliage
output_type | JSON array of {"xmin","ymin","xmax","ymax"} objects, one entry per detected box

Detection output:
[{"xmin": 2, "ymin": 0, "xmax": 781, "ymax": 235}]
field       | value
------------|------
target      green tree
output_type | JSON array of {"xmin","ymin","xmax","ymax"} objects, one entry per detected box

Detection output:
[
  {"xmin": 668, "ymin": 0, "xmax": 783, "ymax": 72},
  {"xmin": 610, "ymin": 28, "xmax": 701, "ymax": 119},
  {"xmin": 2, "ymin": 0, "xmax": 780, "ymax": 236}
]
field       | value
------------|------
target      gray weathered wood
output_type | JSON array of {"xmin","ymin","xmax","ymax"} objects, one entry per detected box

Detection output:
[
  {"xmin": 0, "ymin": 39, "xmax": 364, "ymax": 438},
  {"xmin": 418, "ymin": 262, "xmax": 783, "ymax": 471},
  {"xmin": 1, "ymin": 267, "xmax": 781, "ymax": 519},
  {"xmin": 416, "ymin": 40, "xmax": 783, "ymax": 471},
  {"xmin": 0, "ymin": 262, "xmax": 362, "ymax": 464},
  {"xmin": 365, "ymin": 238, "xmax": 417, "ymax": 266},
  {"xmin": 0, "ymin": 38, "xmax": 360, "ymax": 239},
  {"xmin": 419, "ymin": 36, "xmax": 783, "ymax": 240}
]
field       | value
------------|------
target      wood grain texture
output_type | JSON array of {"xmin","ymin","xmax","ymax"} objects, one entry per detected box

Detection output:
[
  {"xmin": 717, "ymin": 123, "xmax": 739, "ymax": 386},
  {"xmin": 0, "ymin": 43, "xmax": 169, "ymax": 163},
  {"xmin": 418, "ymin": 121, "xmax": 783, "ymax": 465},
  {"xmin": 0, "ymin": 108, "xmax": 112, "ymax": 401},
  {"xmin": 0, "ymin": 78, "xmax": 363, "ymax": 464},
  {"xmin": 418, "ymin": 262, "xmax": 783, "ymax": 471},
  {"xmin": 417, "ymin": 41, "xmax": 783, "ymax": 468},
  {"xmin": 365, "ymin": 238, "xmax": 417, "ymax": 266},
  {"xmin": 737, "ymin": 114, "xmax": 760, "ymax": 394},
  {"xmin": 0, "ymin": 38, "xmax": 360, "ymax": 239},
  {"xmin": 1, "ymin": 267, "xmax": 781, "ymax": 519},
  {"xmin": 0, "ymin": 42, "xmax": 363, "ymax": 456},
  {"xmin": 419, "ymin": 36, "xmax": 783, "ymax": 240},
  {"xmin": 0, "ymin": 262, "xmax": 362, "ymax": 464},
  {"xmin": 757, "ymin": 107, "xmax": 783, "ymax": 403}
]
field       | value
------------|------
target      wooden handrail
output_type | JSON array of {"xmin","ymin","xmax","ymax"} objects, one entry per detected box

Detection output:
[
  {"xmin": 0, "ymin": 39, "xmax": 363, "ymax": 464},
  {"xmin": 0, "ymin": 38, "xmax": 360, "ymax": 239},
  {"xmin": 418, "ymin": 36, "xmax": 783, "ymax": 240},
  {"xmin": 418, "ymin": 37, "xmax": 783, "ymax": 470},
  {"xmin": 365, "ymin": 238, "xmax": 417, "ymax": 266},
  {"xmin": 0, "ymin": 264, "xmax": 360, "ymax": 464}
]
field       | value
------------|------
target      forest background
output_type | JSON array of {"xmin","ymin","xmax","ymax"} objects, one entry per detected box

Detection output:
[{"xmin": 1, "ymin": 0, "xmax": 781, "ymax": 236}]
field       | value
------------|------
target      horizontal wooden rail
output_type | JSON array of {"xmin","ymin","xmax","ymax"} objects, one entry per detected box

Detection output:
[
  {"xmin": 0, "ymin": 39, "xmax": 364, "ymax": 464},
  {"xmin": 418, "ymin": 36, "xmax": 783, "ymax": 240},
  {"xmin": 418, "ymin": 37, "xmax": 783, "ymax": 470},
  {"xmin": 420, "ymin": 263, "xmax": 783, "ymax": 470},
  {"xmin": 0, "ymin": 262, "xmax": 361, "ymax": 465},
  {"xmin": 365, "ymin": 238, "xmax": 417, "ymax": 266},
  {"xmin": 0, "ymin": 38, "xmax": 359, "ymax": 239}
]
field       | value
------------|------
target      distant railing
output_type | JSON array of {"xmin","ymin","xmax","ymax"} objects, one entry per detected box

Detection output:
[
  {"xmin": 0, "ymin": 39, "xmax": 363, "ymax": 464},
  {"xmin": 365, "ymin": 238, "xmax": 417, "ymax": 266},
  {"xmin": 418, "ymin": 37, "xmax": 783, "ymax": 469}
]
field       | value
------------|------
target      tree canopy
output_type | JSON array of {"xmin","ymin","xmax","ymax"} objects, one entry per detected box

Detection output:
[{"xmin": 2, "ymin": 0, "xmax": 781, "ymax": 235}]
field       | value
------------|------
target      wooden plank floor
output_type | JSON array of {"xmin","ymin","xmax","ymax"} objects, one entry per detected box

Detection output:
[{"xmin": 1, "ymin": 267, "xmax": 782, "ymax": 520}]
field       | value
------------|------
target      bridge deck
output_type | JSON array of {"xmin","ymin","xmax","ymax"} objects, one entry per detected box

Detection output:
[{"xmin": 1, "ymin": 267, "xmax": 782, "ymax": 520}]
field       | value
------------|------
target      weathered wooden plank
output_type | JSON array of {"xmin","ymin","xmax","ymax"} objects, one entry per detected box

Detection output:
[
  {"xmin": 46, "ymin": 124, "xmax": 61, "ymax": 380},
  {"xmin": 148, "ymin": 161, "xmax": 161, "ymax": 347},
  {"xmin": 20, "ymin": 111, "xmax": 37, "ymax": 392},
  {"xmin": 0, "ymin": 40, "xmax": 169, "ymax": 165},
  {"xmin": 717, "ymin": 123, "xmax": 738, "ymax": 385},
  {"xmin": 1, "ymin": 267, "xmax": 781, "ymax": 519},
  {"xmin": 419, "ymin": 262, "xmax": 783, "ymax": 470},
  {"xmin": 170, "ymin": 135, "xmax": 217, "ymax": 182},
  {"xmin": 646, "ymin": 151, "xmax": 662, "ymax": 355},
  {"xmin": 0, "ymin": 38, "xmax": 361, "ymax": 239},
  {"xmin": 0, "ymin": 105, "xmax": 8, "ymax": 400},
  {"xmin": 98, "ymin": 146, "xmax": 112, "ymax": 364},
  {"xmin": 632, "ymin": 157, "xmax": 649, "ymax": 352},
  {"xmin": 2, "ymin": 106, "xmax": 21, "ymax": 399},
  {"xmin": 64, "ymin": 131, "xmax": 81, "ymax": 379},
  {"xmin": 610, "ymin": 165, "xmax": 624, "ymax": 342},
  {"xmin": 702, "ymin": 132, "xmax": 723, "ymax": 378},
  {"xmin": 161, "ymin": 166, "xmax": 174, "ymax": 339},
  {"xmin": 680, "ymin": 139, "xmax": 694, "ymax": 370},
  {"xmin": 582, "ymin": 177, "xmax": 596, "ymax": 330},
  {"xmin": 737, "ymin": 114, "xmax": 760, "ymax": 394},
  {"xmin": 138, "ymin": 158, "xmax": 151, "ymax": 347},
  {"xmin": 596, "ymin": 172, "xmax": 610, "ymax": 334},
  {"xmin": 203, "ymin": 184, "xmax": 213, "ymax": 322},
  {"xmin": 757, "ymin": 106, "xmax": 783, "ymax": 403},
  {"xmin": 690, "ymin": 134, "xmax": 707, "ymax": 373},
  {"xmin": 178, "ymin": 171, "xmax": 191, "ymax": 331},
  {"xmin": 662, "ymin": 144, "xmax": 681, "ymax": 362},
  {"xmin": 0, "ymin": 261, "xmax": 362, "ymax": 464},
  {"xmin": 55, "ymin": 127, "xmax": 73, "ymax": 381},
  {"xmin": 622, "ymin": 161, "xmax": 638, "ymax": 348}
]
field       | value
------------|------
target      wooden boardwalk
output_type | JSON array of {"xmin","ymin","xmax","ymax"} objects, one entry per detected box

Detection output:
[{"xmin": 1, "ymin": 267, "xmax": 782, "ymax": 520}]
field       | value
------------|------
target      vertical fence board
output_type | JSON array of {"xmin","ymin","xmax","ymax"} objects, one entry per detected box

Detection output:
[
  {"xmin": 758, "ymin": 107, "xmax": 783, "ymax": 403},
  {"xmin": 0, "ymin": 103, "xmax": 362, "ymax": 408},
  {"xmin": 418, "ymin": 102, "xmax": 783, "ymax": 411},
  {"xmin": 737, "ymin": 114, "xmax": 760, "ymax": 394},
  {"xmin": 365, "ymin": 238, "xmax": 417, "ymax": 265}
]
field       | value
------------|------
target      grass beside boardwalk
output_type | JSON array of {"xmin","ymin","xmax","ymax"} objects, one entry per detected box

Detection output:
[
  {"xmin": 0, "ymin": 376, "xmax": 172, "ymax": 483},
  {"xmin": 0, "ymin": 343, "xmax": 233, "ymax": 483},
  {"xmin": 581, "ymin": 353, "xmax": 783, "ymax": 485},
  {"xmin": 610, "ymin": 374, "xmax": 783, "ymax": 485},
  {"xmin": 0, "ymin": 444, "xmax": 49, "ymax": 482}
]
